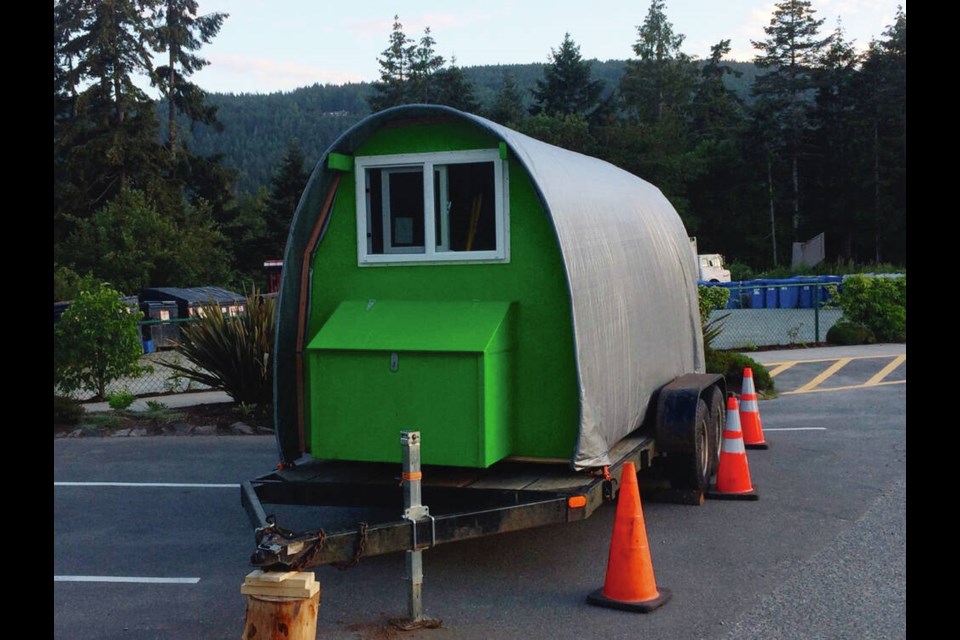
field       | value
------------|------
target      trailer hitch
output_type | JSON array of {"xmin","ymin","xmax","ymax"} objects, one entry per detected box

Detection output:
[
  {"xmin": 251, "ymin": 516, "xmax": 369, "ymax": 572},
  {"xmin": 250, "ymin": 515, "xmax": 324, "ymax": 571}
]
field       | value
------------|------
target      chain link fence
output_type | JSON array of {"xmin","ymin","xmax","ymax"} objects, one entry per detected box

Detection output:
[
  {"xmin": 57, "ymin": 280, "xmax": 848, "ymax": 402},
  {"xmin": 702, "ymin": 279, "xmax": 844, "ymax": 350},
  {"xmin": 56, "ymin": 318, "xmax": 216, "ymax": 402}
]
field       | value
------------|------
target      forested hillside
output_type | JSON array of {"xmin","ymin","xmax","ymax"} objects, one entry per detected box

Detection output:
[
  {"xmin": 55, "ymin": 1, "xmax": 905, "ymax": 298},
  {"xmin": 188, "ymin": 60, "xmax": 763, "ymax": 196}
]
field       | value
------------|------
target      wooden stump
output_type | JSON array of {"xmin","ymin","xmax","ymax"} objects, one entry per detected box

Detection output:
[{"xmin": 241, "ymin": 571, "xmax": 320, "ymax": 640}]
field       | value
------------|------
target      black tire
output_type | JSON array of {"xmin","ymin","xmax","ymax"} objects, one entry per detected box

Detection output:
[
  {"xmin": 666, "ymin": 399, "xmax": 711, "ymax": 497},
  {"xmin": 704, "ymin": 386, "xmax": 725, "ymax": 477}
]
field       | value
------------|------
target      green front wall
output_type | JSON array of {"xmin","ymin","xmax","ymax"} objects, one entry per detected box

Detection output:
[{"xmin": 305, "ymin": 121, "xmax": 579, "ymax": 466}]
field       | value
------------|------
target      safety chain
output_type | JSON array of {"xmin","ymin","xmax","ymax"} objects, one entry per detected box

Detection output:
[
  {"xmin": 256, "ymin": 516, "xmax": 369, "ymax": 572},
  {"xmin": 289, "ymin": 529, "xmax": 327, "ymax": 571},
  {"xmin": 331, "ymin": 522, "xmax": 368, "ymax": 571}
]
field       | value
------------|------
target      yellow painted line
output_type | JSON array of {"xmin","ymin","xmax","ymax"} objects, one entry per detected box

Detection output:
[
  {"xmin": 781, "ymin": 379, "xmax": 906, "ymax": 395},
  {"xmin": 760, "ymin": 354, "xmax": 902, "ymax": 367},
  {"xmin": 864, "ymin": 355, "xmax": 906, "ymax": 386},
  {"xmin": 767, "ymin": 362, "xmax": 797, "ymax": 378},
  {"xmin": 792, "ymin": 357, "xmax": 851, "ymax": 393}
]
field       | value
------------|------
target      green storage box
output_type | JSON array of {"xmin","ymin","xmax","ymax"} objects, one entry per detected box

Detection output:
[{"xmin": 307, "ymin": 299, "xmax": 515, "ymax": 467}]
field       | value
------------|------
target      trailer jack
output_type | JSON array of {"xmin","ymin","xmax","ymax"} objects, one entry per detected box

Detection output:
[{"xmin": 392, "ymin": 431, "xmax": 442, "ymax": 630}]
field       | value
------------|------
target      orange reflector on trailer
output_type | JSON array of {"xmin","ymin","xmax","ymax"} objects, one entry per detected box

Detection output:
[{"xmin": 568, "ymin": 496, "xmax": 587, "ymax": 509}]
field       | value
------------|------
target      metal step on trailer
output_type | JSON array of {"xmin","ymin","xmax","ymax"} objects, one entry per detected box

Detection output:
[{"xmin": 241, "ymin": 428, "xmax": 694, "ymax": 571}]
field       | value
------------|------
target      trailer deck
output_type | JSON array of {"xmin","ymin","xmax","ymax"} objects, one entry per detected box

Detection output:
[{"xmin": 242, "ymin": 428, "xmax": 701, "ymax": 571}]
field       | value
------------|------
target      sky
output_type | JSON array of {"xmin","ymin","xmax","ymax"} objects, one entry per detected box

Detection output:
[{"xmin": 180, "ymin": 0, "xmax": 906, "ymax": 96}]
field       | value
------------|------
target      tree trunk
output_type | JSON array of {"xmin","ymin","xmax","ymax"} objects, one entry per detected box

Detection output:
[
  {"xmin": 168, "ymin": 35, "xmax": 177, "ymax": 158},
  {"xmin": 791, "ymin": 153, "xmax": 800, "ymax": 242},
  {"xmin": 767, "ymin": 156, "xmax": 777, "ymax": 266},
  {"xmin": 241, "ymin": 592, "xmax": 320, "ymax": 640},
  {"xmin": 873, "ymin": 121, "xmax": 882, "ymax": 264}
]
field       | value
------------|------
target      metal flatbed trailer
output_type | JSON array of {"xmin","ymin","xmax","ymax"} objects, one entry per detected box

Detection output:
[{"xmin": 243, "ymin": 429, "xmax": 696, "ymax": 571}]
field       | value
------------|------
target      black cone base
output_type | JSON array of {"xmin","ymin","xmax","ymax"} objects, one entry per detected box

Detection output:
[
  {"xmin": 586, "ymin": 586, "xmax": 672, "ymax": 613},
  {"xmin": 706, "ymin": 484, "xmax": 760, "ymax": 500}
]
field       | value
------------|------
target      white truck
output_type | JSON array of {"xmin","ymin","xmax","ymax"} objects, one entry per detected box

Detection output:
[{"xmin": 689, "ymin": 237, "xmax": 731, "ymax": 282}]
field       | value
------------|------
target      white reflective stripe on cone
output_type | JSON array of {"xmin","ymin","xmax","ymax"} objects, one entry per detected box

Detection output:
[{"xmin": 721, "ymin": 434, "xmax": 747, "ymax": 454}]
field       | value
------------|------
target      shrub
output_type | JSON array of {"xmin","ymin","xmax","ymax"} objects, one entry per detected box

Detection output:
[
  {"xmin": 705, "ymin": 350, "xmax": 774, "ymax": 394},
  {"xmin": 832, "ymin": 274, "xmax": 906, "ymax": 342},
  {"xmin": 166, "ymin": 289, "xmax": 276, "ymax": 407},
  {"xmin": 54, "ymin": 279, "xmax": 148, "ymax": 400},
  {"xmin": 698, "ymin": 285, "xmax": 730, "ymax": 351},
  {"xmin": 727, "ymin": 262, "xmax": 755, "ymax": 282},
  {"xmin": 107, "ymin": 390, "xmax": 136, "ymax": 410},
  {"xmin": 826, "ymin": 321, "xmax": 877, "ymax": 345},
  {"xmin": 54, "ymin": 394, "xmax": 85, "ymax": 426}
]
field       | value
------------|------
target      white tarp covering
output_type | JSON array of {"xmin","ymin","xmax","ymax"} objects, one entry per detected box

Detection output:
[{"xmin": 470, "ymin": 114, "xmax": 706, "ymax": 468}]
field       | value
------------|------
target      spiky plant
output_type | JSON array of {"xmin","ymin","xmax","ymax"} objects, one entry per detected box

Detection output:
[{"xmin": 166, "ymin": 290, "xmax": 276, "ymax": 408}]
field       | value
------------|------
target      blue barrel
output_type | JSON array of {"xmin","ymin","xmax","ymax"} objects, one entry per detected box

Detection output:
[
  {"xmin": 142, "ymin": 339, "xmax": 156, "ymax": 354},
  {"xmin": 763, "ymin": 279, "xmax": 778, "ymax": 308},
  {"xmin": 793, "ymin": 277, "xmax": 817, "ymax": 309},
  {"xmin": 738, "ymin": 279, "xmax": 761, "ymax": 308},
  {"xmin": 777, "ymin": 279, "xmax": 799, "ymax": 308},
  {"xmin": 744, "ymin": 279, "xmax": 765, "ymax": 309}
]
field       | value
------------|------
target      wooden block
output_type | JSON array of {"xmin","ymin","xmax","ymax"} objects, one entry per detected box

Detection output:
[
  {"xmin": 245, "ymin": 570, "xmax": 297, "ymax": 583},
  {"xmin": 241, "ymin": 569, "xmax": 318, "ymax": 597},
  {"xmin": 241, "ymin": 581, "xmax": 320, "ymax": 599}
]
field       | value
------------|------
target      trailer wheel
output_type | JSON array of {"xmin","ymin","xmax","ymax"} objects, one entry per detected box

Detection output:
[
  {"xmin": 704, "ymin": 386, "xmax": 725, "ymax": 477},
  {"xmin": 667, "ymin": 399, "xmax": 711, "ymax": 496}
]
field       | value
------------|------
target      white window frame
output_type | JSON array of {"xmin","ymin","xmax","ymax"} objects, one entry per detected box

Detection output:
[{"xmin": 354, "ymin": 149, "xmax": 510, "ymax": 265}]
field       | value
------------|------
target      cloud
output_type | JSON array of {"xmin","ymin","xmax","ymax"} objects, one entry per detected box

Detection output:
[{"xmin": 206, "ymin": 55, "xmax": 365, "ymax": 93}]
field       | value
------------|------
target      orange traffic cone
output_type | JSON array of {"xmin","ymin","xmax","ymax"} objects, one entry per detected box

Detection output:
[
  {"xmin": 740, "ymin": 368, "xmax": 769, "ymax": 450},
  {"xmin": 706, "ymin": 396, "xmax": 759, "ymax": 501},
  {"xmin": 587, "ymin": 461, "xmax": 671, "ymax": 613}
]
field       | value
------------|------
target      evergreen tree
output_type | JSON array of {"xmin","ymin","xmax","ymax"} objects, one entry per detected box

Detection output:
[
  {"xmin": 54, "ymin": 0, "xmax": 234, "ymax": 291},
  {"xmin": 691, "ymin": 39, "xmax": 744, "ymax": 139},
  {"xmin": 368, "ymin": 15, "xmax": 415, "ymax": 111},
  {"xmin": 686, "ymin": 40, "xmax": 756, "ymax": 261},
  {"xmin": 54, "ymin": 0, "xmax": 171, "ymax": 240},
  {"xmin": 151, "ymin": 0, "xmax": 228, "ymax": 157},
  {"xmin": 520, "ymin": 112, "xmax": 594, "ymax": 155},
  {"xmin": 751, "ymin": 0, "xmax": 828, "ymax": 242},
  {"xmin": 854, "ymin": 7, "xmax": 905, "ymax": 264},
  {"xmin": 409, "ymin": 27, "xmax": 445, "ymax": 103},
  {"xmin": 58, "ymin": 188, "xmax": 230, "ymax": 293},
  {"xmin": 264, "ymin": 139, "xmax": 310, "ymax": 259},
  {"xmin": 433, "ymin": 59, "xmax": 480, "ymax": 112},
  {"xmin": 222, "ymin": 187, "xmax": 271, "ymax": 287},
  {"xmin": 529, "ymin": 33, "xmax": 603, "ymax": 118},
  {"xmin": 487, "ymin": 70, "xmax": 527, "ymax": 126},
  {"xmin": 619, "ymin": 0, "xmax": 697, "ymax": 125},
  {"xmin": 807, "ymin": 21, "xmax": 862, "ymax": 261},
  {"xmin": 606, "ymin": 2, "xmax": 702, "ymax": 228}
]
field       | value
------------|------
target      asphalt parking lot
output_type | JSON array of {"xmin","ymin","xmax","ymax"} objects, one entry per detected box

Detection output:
[{"xmin": 54, "ymin": 344, "xmax": 906, "ymax": 640}]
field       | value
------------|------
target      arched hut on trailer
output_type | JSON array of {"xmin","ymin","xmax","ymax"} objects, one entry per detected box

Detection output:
[{"xmin": 272, "ymin": 104, "xmax": 717, "ymax": 476}]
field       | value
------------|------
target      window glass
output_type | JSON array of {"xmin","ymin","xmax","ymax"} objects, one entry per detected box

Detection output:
[{"xmin": 355, "ymin": 149, "xmax": 507, "ymax": 265}]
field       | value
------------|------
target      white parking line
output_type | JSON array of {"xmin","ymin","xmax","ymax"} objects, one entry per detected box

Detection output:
[
  {"xmin": 55, "ymin": 576, "xmax": 200, "ymax": 584},
  {"xmin": 763, "ymin": 427, "xmax": 828, "ymax": 431},
  {"xmin": 55, "ymin": 482, "xmax": 238, "ymax": 488}
]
